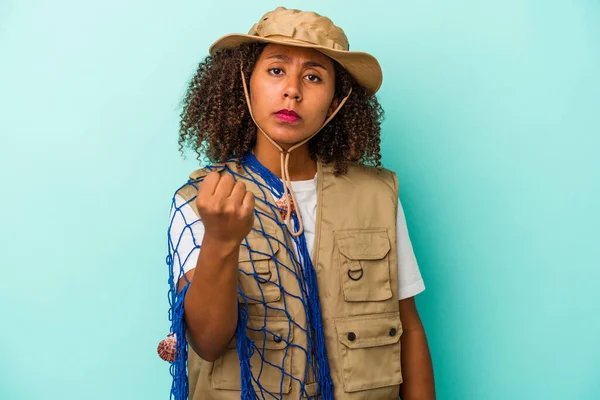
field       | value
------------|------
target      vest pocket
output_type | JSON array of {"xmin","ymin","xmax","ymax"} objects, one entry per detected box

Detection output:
[
  {"xmin": 335, "ymin": 228, "xmax": 393, "ymax": 302},
  {"xmin": 211, "ymin": 315, "xmax": 294, "ymax": 393},
  {"xmin": 238, "ymin": 233, "xmax": 281, "ymax": 304},
  {"xmin": 333, "ymin": 312, "xmax": 403, "ymax": 392}
]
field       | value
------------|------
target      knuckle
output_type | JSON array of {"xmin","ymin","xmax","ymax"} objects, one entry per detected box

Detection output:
[
  {"xmin": 221, "ymin": 174, "xmax": 234, "ymax": 185},
  {"xmin": 204, "ymin": 172, "xmax": 219, "ymax": 185},
  {"xmin": 196, "ymin": 195, "xmax": 208, "ymax": 207},
  {"xmin": 200, "ymin": 203, "xmax": 215, "ymax": 215},
  {"xmin": 239, "ymin": 211, "xmax": 253, "ymax": 221},
  {"xmin": 218, "ymin": 200, "xmax": 232, "ymax": 213},
  {"xmin": 206, "ymin": 199, "xmax": 223, "ymax": 213}
]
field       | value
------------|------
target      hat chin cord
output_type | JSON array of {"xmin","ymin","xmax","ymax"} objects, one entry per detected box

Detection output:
[{"xmin": 240, "ymin": 66, "xmax": 352, "ymax": 237}]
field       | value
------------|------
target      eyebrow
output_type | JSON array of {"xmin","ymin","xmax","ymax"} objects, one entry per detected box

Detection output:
[{"xmin": 266, "ymin": 54, "xmax": 329, "ymax": 71}]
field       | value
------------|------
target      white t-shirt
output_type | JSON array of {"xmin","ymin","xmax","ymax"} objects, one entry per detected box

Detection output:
[{"xmin": 168, "ymin": 174, "xmax": 425, "ymax": 300}]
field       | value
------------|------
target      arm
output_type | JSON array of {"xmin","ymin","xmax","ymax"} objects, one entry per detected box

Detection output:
[
  {"xmin": 399, "ymin": 297, "xmax": 435, "ymax": 400},
  {"xmin": 177, "ymin": 172, "xmax": 255, "ymax": 362},
  {"xmin": 179, "ymin": 236, "xmax": 239, "ymax": 361}
]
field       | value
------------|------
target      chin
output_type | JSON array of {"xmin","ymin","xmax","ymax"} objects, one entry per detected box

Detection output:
[{"xmin": 266, "ymin": 127, "xmax": 311, "ymax": 146}]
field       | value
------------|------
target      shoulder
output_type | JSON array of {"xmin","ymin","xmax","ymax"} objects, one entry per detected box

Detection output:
[
  {"xmin": 175, "ymin": 161, "xmax": 233, "ymax": 201},
  {"xmin": 345, "ymin": 162, "xmax": 398, "ymax": 193},
  {"xmin": 188, "ymin": 161, "xmax": 229, "ymax": 181},
  {"xmin": 188, "ymin": 157, "xmax": 237, "ymax": 180}
]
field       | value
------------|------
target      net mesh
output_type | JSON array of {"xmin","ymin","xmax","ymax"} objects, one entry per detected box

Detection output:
[{"xmin": 166, "ymin": 153, "xmax": 333, "ymax": 399}]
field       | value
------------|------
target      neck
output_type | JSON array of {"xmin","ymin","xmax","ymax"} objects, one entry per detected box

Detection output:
[{"xmin": 253, "ymin": 137, "xmax": 317, "ymax": 181}]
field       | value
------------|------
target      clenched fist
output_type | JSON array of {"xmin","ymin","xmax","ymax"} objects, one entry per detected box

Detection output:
[{"xmin": 196, "ymin": 171, "xmax": 255, "ymax": 247}]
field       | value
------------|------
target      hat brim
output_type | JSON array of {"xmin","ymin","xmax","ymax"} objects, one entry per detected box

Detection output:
[{"xmin": 209, "ymin": 34, "xmax": 383, "ymax": 95}]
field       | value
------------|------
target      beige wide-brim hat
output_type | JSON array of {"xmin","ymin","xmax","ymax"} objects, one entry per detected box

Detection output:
[{"xmin": 209, "ymin": 6, "xmax": 383, "ymax": 95}]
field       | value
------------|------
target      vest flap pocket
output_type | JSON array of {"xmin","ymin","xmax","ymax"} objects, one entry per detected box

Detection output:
[
  {"xmin": 211, "ymin": 316, "xmax": 293, "ymax": 393},
  {"xmin": 335, "ymin": 228, "xmax": 393, "ymax": 302},
  {"xmin": 335, "ymin": 312, "xmax": 402, "ymax": 349},
  {"xmin": 246, "ymin": 315, "xmax": 294, "ymax": 350},
  {"xmin": 238, "ymin": 233, "xmax": 281, "ymax": 304},
  {"xmin": 336, "ymin": 229, "xmax": 391, "ymax": 260},
  {"xmin": 333, "ymin": 312, "xmax": 403, "ymax": 392},
  {"xmin": 223, "ymin": 316, "xmax": 294, "ymax": 350},
  {"xmin": 239, "ymin": 235, "xmax": 280, "ymax": 269}
]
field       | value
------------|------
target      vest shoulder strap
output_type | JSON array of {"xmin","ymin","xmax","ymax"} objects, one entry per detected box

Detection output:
[
  {"xmin": 346, "ymin": 163, "xmax": 398, "ymax": 192},
  {"xmin": 188, "ymin": 162, "xmax": 228, "ymax": 180}
]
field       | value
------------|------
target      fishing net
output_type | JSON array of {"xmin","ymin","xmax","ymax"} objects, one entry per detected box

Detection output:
[{"xmin": 165, "ymin": 153, "xmax": 333, "ymax": 400}]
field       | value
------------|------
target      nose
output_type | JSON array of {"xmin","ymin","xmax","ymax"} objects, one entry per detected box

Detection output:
[{"xmin": 283, "ymin": 77, "xmax": 302, "ymax": 102}]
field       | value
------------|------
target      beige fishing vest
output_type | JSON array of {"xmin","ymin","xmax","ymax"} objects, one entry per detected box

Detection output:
[{"xmin": 176, "ymin": 158, "xmax": 402, "ymax": 399}]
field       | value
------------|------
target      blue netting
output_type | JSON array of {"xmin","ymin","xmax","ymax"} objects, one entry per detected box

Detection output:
[{"xmin": 166, "ymin": 152, "xmax": 333, "ymax": 399}]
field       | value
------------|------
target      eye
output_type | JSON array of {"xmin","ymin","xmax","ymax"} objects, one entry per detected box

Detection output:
[
  {"xmin": 268, "ymin": 68, "xmax": 284, "ymax": 76},
  {"xmin": 305, "ymin": 74, "xmax": 322, "ymax": 83}
]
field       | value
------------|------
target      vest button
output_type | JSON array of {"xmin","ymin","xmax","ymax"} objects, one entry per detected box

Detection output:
[
  {"xmin": 389, "ymin": 328, "xmax": 397, "ymax": 337},
  {"xmin": 347, "ymin": 332, "xmax": 356, "ymax": 341},
  {"xmin": 273, "ymin": 334, "xmax": 282, "ymax": 343}
]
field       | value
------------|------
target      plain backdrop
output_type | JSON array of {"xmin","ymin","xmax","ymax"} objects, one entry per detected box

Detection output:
[{"xmin": 1, "ymin": 0, "xmax": 599, "ymax": 399}]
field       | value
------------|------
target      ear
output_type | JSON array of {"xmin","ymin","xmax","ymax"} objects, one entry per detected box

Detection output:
[{"xmin": 327, "ymin": 97, "xmax": 340, "ymax": 117}]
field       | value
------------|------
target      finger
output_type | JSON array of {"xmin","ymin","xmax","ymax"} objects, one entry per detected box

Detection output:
[
  {"xmin": 199, "ymin": 171, "xmax": 221, "ymax": 197},
  {"xmin": 229, "ymin": 181, "xmax": 247, "ymax": 205},
  {"xmin": 214, "ymin": 174, "xmax": 235, "ymax": 198},
  {"xmin": 240, "ymin": 191, "xmax": 255, "ymax": 218}
]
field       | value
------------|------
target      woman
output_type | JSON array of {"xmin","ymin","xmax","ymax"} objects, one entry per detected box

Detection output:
[{"xmin": 162, "ymin": 6, "xmax": 435, "ymax": 400}]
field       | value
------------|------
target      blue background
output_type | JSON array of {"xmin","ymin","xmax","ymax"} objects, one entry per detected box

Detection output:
[{"xmin": 1, "ymin": 0, "xmax": 598, "ymax": 399}]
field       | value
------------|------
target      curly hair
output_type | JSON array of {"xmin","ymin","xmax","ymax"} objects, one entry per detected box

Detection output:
[{"xmin": 178, "ymin": 42, "xmax": 385, "ymax": 176}]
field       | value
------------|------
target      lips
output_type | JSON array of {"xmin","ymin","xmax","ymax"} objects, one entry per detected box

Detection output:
[
  {"xmin": 277, "ymin": 109, "xmax": 300, "ymax": 117},
  {"xmin": 275, "ymin": 109, "xmax": 301, "ymax": 123}
]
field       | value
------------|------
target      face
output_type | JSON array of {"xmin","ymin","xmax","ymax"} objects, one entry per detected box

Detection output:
[{"xmin": 248, "ymin": 44, "xmax": 338, "ymax": 148}]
